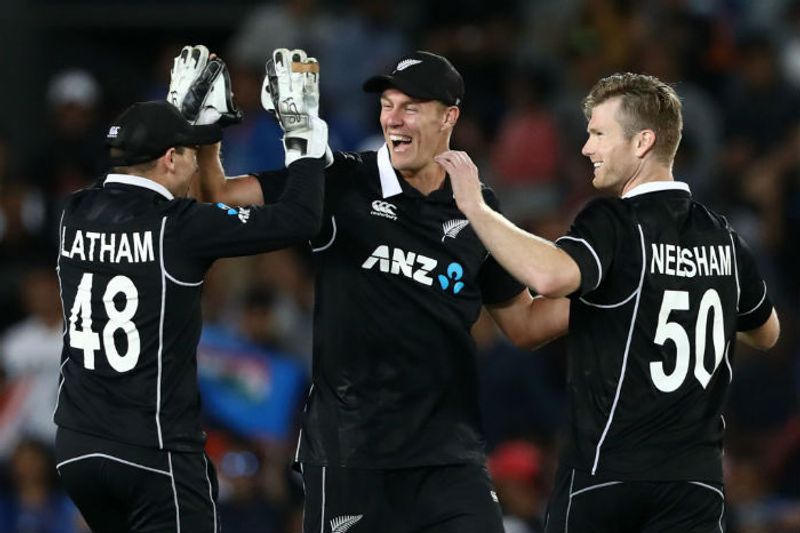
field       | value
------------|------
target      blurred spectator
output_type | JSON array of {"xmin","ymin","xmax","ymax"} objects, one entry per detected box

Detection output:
[
  {"xmin": 488, "ymin": 440, "xmax": 547, "ymax": 533},
  {"xmin": 490, "ymin": 65, "xmax": 562, "ymax": 220},
  {"xmin": 216, "ymin": 63, "xmax": 285, "ymax": 176},
  {"xmin": 0, "ymin": 439, "xmax": 82, "ymax": 533},
  {"xmin": 0, "ymin": 267, "xmax": 63, "ymax": 457},
  {"xmin": 250, "ymin": 249, "xmax": 315, "ymax": 368},
  {"xmin": 634, "ymin": 41, "xmax": 722, "ymax": 203},
  {"xmin": 474, "ymin": 309, "xmax": 565, "ymax": 449},
  {"xmin": 32, "ymin": 69, "xmax": 105, "ymax": 198}
]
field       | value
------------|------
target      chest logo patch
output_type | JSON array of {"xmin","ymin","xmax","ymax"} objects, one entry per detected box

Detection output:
[
  {"xmin": 331, "ymin": 514, "xmax": 363, "ymax": 533},
  {"xmin": 370, "ymin": 200, "xmax": 397, "ymax": 221},
  {"xmin": 362, "ymin": 245, "xmax": 436, "ymax": 286},
  {"xmin": 442, "ymin": 218, "xmax": 469, "ymax": 242},
  {"xmin": 438, "ymin": 262, "xmax": 465, "ymax": 294}
]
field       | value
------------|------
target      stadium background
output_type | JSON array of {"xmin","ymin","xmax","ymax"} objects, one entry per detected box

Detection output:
[{"xmin": 0, "ymin": 0, "xmax": 799, "ymax": 531}]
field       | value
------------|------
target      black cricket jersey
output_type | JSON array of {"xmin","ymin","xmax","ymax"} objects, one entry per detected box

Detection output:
[
  {"xmin": 55, "ymin": 159, "xmax": 323, "ymax": 453},
  {"xmin": 555, "ymin": 181, "xmax": 773, "ymax": 483},
  {"xmin": 255, "ymin": 145, "xmax": 524, "ymax": 468}
]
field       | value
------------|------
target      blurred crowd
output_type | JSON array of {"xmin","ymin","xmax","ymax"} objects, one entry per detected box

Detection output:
[{"xmin": 1, "ymin": 0, "xmax": 799, "ymax": 531}]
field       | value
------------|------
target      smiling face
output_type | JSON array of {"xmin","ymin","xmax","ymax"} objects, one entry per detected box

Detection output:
[
  {"xmin": 379, "ymin": 88, "xmax": 456, "ymax": 177},
  {"xmin": 581, "ymin": 97, "xmax": 642, "ymax": 194}
]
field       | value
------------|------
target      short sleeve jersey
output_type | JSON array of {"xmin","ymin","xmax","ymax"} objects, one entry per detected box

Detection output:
[
  {"xmin": 256, "ymin": 145, "xmax": 525, "ymax": 468},
  {"xmin": 555, "ymin": 181, "xmax": 773, "ymax": 483},
  {"xmin": 55, "ymin": 161, "xmax": 322, "ymax": 452}
]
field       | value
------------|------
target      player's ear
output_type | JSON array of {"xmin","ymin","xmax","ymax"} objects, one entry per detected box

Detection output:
[
  {"xmin": 441, "ymin": 105, "xmax": 460, "ymax": 132},
  {"xmin": 635, "ymin": 129, "xmax": 656, "ymax": 158},
  {"xmin": 163, "ymin": 147, "xmax": 178, "ymax": 170}
]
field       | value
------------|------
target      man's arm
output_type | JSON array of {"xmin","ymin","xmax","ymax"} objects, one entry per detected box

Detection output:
[
  {"xmin": 437, "ymin": 151, "xmax": 581, "ymax": 298},
  {"xmin": 196, "ymin": 143, "xmax": 265, "ymax": 206},
  {"xmin": 486, "ymin": 290, "xmax": 570, "ymax": 350},
  {"xmin": 737, "ymin": 308, "xmax": 780, "ymax": 350}
]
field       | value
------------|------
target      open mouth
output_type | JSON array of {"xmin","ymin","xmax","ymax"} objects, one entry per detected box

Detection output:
[{"xmin": 390, "ymin": 134, "xmax": 412, "ymax": 151}]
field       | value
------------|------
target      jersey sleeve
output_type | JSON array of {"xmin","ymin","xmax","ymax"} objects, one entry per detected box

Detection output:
[
  {"xmin": 731, "ymin": 230, "xmax": 774, "ymax": 331},
  {"xmin": 555, "ymin": 198, "xmax": 621, "ymax": 296},
  {"xmin": 478, "ymin": 187, "xmax": 526, "ymax": 305},
  {"xmin": 174, "ymin": 157, "xmax": 324, "ymax": 260}
]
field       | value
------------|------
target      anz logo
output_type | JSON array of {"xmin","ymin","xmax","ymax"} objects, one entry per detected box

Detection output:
[
  {"xmin": 362, "ymin": 245, "xmax": 436, "ymax": 285},
  {"xmin": 361, "ymin": 246, "xmax": 466, "ymax": 295}
]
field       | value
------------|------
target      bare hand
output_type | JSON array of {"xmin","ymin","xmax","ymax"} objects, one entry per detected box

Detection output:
[{"xmin": 434, "ymin": 150, "xmax": 485, "ymax": 215}]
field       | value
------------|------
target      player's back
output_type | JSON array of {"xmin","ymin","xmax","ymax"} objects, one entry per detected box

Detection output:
[
  {"xmin": 55, "ymin": 179, "xmax": 205, "ymax": 452},
  {"xmin": 562, "ymin": 184, "xmax": 768, "ymax": 483}
]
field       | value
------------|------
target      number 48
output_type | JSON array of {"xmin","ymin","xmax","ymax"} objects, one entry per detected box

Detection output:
[
  {"xmin": 68, "ymin": 273, "xmax": 141, "ymax": 372},
  {"xmin": 651, "ymin": 289, "xmax": 726, "ymax": 392}
]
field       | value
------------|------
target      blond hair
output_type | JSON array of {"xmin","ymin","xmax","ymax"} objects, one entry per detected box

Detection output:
[{"xmin": 583, "ymin": 73, "xmax": 683, "ymax": 164}]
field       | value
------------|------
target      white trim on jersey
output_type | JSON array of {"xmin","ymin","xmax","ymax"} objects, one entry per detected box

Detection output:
[
  {"xmin": 738, "ymin": 281, "xmax": 767, "ymax": 317},
  {"xmin": 564, "ymin": 469, "xmax": 575, "ymax": 533},
  {"xmin": 56, "ymin": 453, "xmax": 171, "ymax": 476},
  {"xmin": 156, "ymin": 217, "xmax": 167, "ymax": 449},
  {"xmin": 105, "ymin": 174, "xmax": 174, "ymax": 200},
  {"xmin": 579, "ymin": 289, "xmax": 637, "ymax": 309},
  {"xmin": 312, "ymin": 217, "xmax": 338, "ymax": 253},
  {"xmin": 202, "ymin": 454, "xmax": 218, "ymax": 532},
  {"xmin": 556, "ymin": 236, "xmax": 603, "ymax": 291},
  {"xmin": 689, "ymin": 481, "xmax": 725, "ymax": 533},
  {"xmin": 723, "ymin": 341, "xmax": 733, "ymax": 384},
  {"xmin": 591, "ymin": 224, "xmax": 647, "ymax": 476},
  {"xmin": 621, "ymin": 181, "xmax": 691, "ymax": 199},
  {"xmin": 320, "ymin": 465, "xmax": 327, "ymax": 533},
  {"xmin": 728, "ymin": 232, "xmax": 741, "ymax": 310},
  {"xmin": 377, "ymin": 144, "xmax": 403, "ymax": 198},
  {"xmin": 168, "ymin": 452, "xmax": 181, "ymax": 533},
  {"xmin": 54, "ymin": 210, "xmax": 68, "ymax": 422},
  {"xmin": 294, "ymin": 383, "xmax": 315, "ymax": 463},
  {"xmin": 53, "ymin": 359, "xmax": 69, "ymax": 421},
  {"xmin": 569, "ymin": 480, "xmax": 624, "ymax": 497},
  {"xmin": 165, "ymin": 270, "xmax": 204, "ymax": 287}
]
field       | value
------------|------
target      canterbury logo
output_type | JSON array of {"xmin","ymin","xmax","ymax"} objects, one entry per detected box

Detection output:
[
  {"xmin": 442, "ymin": 219, "xmax": 469, "ymax": 241},
  {"xmin": 371, "ymin": 200, "xmax": 397, "ymax": 220},
  {"xmin": 330, "ymin": 514, "xmax": 363, "ymax": 533},
  {"xmin": 395, "ymin": 59, "xmax": 422, "ymax": 72},
  {"xmin": 107, "ymin": 126, "xmax": 120, "ymax": 138}
]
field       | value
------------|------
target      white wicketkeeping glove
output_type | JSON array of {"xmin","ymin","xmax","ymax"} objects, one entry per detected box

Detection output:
[
  {"xmin": 262, "ymin": 48, "xmax": 332, "ymax": 166},
  {"xmin": 168, "ymin": 45, "xmax": 242, "ymax": 126}
]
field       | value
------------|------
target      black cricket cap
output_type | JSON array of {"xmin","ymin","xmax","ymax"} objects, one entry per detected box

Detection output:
[
  {"xmin": 363, "ymin": 51, "xmax": 464, "ymax": 107},
  {"xmin": 106, "ymin": 101, "xmax": 222, "ymax": 166}
]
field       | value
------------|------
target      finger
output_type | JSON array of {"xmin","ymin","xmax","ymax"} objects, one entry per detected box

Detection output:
[
  {"xmin": 273, "ymin": 48, "xmax": 291, "ymax": 97},
  {"xmin": 289, "ymin": 49, "xmax": 307, "ymax": 92},
  {"xmin": 179, "ymin": 46, "xmax": 191, "ymax": 64},
  {"xmin": 193, "ymin": 45, "xmax": 210, "ymax": 70}
]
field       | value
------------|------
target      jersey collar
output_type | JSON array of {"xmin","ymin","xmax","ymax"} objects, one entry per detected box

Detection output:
[
  {"xmin": 104, "ymin": 174, "xmax": 174, "ymax": 200},
  {"xmin": 376, "ymin": 144, "xmax": 455, "ymax": 203},
  {"xmin": 377, "ymin": 144, "xmax": 403, "ymax": 198},
  {"xmin": 622, "ymin": 180, "xmax": 690, "ymax": 199}
]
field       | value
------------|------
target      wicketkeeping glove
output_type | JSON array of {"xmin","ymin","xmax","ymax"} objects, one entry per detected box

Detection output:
[
  {"xmin": 168, "ymin": 45, "xmax": 242, "ymax": 126},
  {"xmin": 262, "ymin": 48, "xmax": 332, "ymax": 166}
]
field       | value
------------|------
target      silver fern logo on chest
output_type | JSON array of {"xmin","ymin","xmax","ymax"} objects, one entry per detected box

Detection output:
[
  {"xmin": 442, "ymin": 219, "xmax": 469, "ymax": 242},
  {"xmin": 330, "ymin": 514, "xmax": 363, "ymax": 533}
]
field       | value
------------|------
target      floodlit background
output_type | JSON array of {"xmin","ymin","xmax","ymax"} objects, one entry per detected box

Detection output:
[{"xmin": 0, "ymin": 1, "xmax": 799, "ymax": 531}]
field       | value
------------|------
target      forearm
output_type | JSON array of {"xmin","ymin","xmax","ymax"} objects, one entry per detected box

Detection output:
[
  {"xmin": 466, "ymin": 204, "xmax": 580, "ymax": 297},
  {"xmin": 196, "ymin": 143, "xmax": 264, "ymax": 205},
  {"xmin": 488, "ymin": 291, "xmax": 570, "ymax": 350}
]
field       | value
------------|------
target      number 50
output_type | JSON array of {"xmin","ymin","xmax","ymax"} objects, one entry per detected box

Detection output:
[{"xmin": 651, "ymin": 289, "xmax": 726, "ymax": 392}]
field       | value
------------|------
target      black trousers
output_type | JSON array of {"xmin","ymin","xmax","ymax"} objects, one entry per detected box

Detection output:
[
  {"xmin": 545, "ymin": 467, "xmax": 725, "ymax": 533},
  {"xmin": 56, "ymin": 427, "xmax": 219, "ymax": 533},
  {"xmin": 301, "ymin": 462, "xmax": 505, "ymax": 533}
]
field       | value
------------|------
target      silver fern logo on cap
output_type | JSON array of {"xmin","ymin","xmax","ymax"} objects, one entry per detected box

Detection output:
[{"xmin": 395, "ymin": 59, "xmax": 422, "ymax": 72}]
